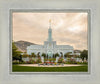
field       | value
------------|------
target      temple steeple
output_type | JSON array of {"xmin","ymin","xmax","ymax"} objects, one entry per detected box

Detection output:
[
  {"xmin": 49, "ymin": 19, "xmax": 51, "ymax": 28},
  {"xmin": 48, "ymin": 19, "xmax": 53, "ymax": 41}
]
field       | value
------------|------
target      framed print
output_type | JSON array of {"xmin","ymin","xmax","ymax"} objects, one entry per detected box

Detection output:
[
  {"xmin": 10, "ymin": 9, "xmax": 90, "ymax": 74},
  {"xmin": 0, "ymin": 0, "xmax": 100, "ymax": 84}
]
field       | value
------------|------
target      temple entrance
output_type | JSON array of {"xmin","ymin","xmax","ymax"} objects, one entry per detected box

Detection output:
[{"xmin": 47, "ymin": 51, "xmax": 53, "ymax": 58}]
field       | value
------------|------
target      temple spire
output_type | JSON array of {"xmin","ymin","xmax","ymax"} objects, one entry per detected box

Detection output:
[
  {"xmin": 49, "ymin": 19, "xmax": 51, "ymax": 29},
  {"xmin": 48, "ymin": 19, "xmax": 53, "ymax": 41}
]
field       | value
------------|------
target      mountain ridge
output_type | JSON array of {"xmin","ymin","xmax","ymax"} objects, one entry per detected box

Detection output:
[{"xmin": 14, "ymin": 40, "xmax": 36, "ymax": 52}]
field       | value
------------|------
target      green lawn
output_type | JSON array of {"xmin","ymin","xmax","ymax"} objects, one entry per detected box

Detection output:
[{"xmin": 12, "ymin": 65, "xmax": 88, "ymax": 72}]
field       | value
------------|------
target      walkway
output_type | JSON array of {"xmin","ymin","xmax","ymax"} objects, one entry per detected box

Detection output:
[{"xmin": 18, "ymin": 64, "xmax": 82, "ymax": 67}]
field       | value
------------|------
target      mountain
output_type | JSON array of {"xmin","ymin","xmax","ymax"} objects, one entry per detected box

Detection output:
[{"xmin": 14, "ymin": 40, "xmax": 36, "ymax": 52}]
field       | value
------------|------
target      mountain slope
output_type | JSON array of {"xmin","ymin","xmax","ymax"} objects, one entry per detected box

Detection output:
[{"xmin": 14, "ymin": 40, "xmax": 36, "ymax": 52}]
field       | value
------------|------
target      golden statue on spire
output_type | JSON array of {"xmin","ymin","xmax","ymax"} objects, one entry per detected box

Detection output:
[
  {"xmin": 49, "ymin": 19, "xmax": 51, "ymax": 28},
  {"xmin": 49, "ymin": 19, "xmax": 51, "ymax": 23}
]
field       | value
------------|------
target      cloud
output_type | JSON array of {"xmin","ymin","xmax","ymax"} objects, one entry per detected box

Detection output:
[{"xmin": 13, "ymin": 12, "xmax": 88, "ymax": 50}]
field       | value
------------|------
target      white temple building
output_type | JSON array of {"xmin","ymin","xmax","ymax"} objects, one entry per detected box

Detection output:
[{"xmin": 27, "ymin": 20, "xmax": 74, "ymax": 57}]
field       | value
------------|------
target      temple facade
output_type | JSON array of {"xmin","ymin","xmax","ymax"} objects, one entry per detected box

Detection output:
[{"xmin": 27, "ymin": 20, "xmax": 74, "ymax": 57}]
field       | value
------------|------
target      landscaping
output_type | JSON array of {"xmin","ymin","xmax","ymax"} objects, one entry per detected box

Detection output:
[{"xmin": 12, "ymin": 42, "xmax": 88, "ymax": 72}]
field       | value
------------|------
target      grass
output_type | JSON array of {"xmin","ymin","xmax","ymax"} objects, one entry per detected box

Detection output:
[{"xmin": 12, "ymin": 64, "xmax": 88, "ymax": 72}]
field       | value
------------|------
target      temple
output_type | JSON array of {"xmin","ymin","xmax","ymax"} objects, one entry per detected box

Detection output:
[{"xmin": 27, "ymin": 19, "xmax": 74, "ymax": 57}]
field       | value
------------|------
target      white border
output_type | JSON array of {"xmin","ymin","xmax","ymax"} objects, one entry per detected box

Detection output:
[{"xmin": 0, "ymin": 0, "xmax": 100, "ymax": 84}]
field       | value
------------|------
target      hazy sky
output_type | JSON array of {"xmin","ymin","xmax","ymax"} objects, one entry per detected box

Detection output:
[{"xmin": 13, "ymin": 12, "xmax": 88, "ymax": 50}]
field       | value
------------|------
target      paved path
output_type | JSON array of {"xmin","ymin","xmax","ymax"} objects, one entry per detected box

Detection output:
[{"xmin": 18, "ymin": 64, "xmax": 82, "ymax": 67}]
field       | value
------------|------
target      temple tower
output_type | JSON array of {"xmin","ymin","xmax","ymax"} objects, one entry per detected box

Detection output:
[{"xmin": 48, "ymin": 19, "xmax": 53, "ymax": 41}]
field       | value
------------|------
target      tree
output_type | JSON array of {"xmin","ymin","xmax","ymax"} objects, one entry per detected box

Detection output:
[
  {"xmin": 12, "ymin": 41, "xmax": 22, "ymax": 61},
  {"xmin": 53, "ymin": 54, "xmax": 55, "ymax": 58},
  {"xmin": 80, "ymin": 50, "xmax": 88, "ymax": 61},
  {"xmin": 22, "ymin": 52, "xmax": 29, "ymax": 57},
  {"xmin": 64, "ymin": 52, "xmax": 72, "ymax": 58},
  {"xmin": 41, "ymin": 53, "xmax": 46, "ymax": 58},
  {"xmin": 37, "ymin": 52, "xmax": 40, "ymax": 58},
  {"xmin": 31, "ymin": 52, "xmax": 36, "ymax": 58},
  {"xmin": 60, "ymin": 52, "xmax": 63, "ymax": 57},
  {"xmin": 54, "ymin": 53, "xmax": 59, "ymax": 58}
]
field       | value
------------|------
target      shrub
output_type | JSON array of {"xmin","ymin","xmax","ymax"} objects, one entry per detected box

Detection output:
[
  {"xmin": 65, "ymin": 58, "xmax": 77, "ymax": 64},
  {"xmin": 26, "ymin": 61, "xmax": 32, "ymax": 64},
  {"xmin": 69, "ymin": 58, "xmax": 76, "ymax": 64},
  {"xmin": 21, "ymin": 61, "xmax": 27, "ymax": 64},
  {"xmin": 22, "ymin": 53, "xmax": 29, "ymax": 57},
  {"xmin": 58, "ymin": 57, "xmax": 64, "ymax": 63},
  {"xmin": 52, "ymin": 58, "xmax": 56, "ymax": 62},
  {"xmin": 54, "ymin": 62, "xmax": 57, "ymax": 65},
  {"xmin": 65, "ymin": 62, "xmax": 71, "ymax": 64},
  {"xmin": 36, "ymin": 58, "xmax": 42, "ymax": 63},
  {"xmin": 13, "ymin": 61, "xmax": 19, "ymax": 64},
  {"xmin": 83, "ymin": 62, "xmax": 88, "ymax": 64},
  {"xmin": 49, "ymin": 59, "xmax": 52, "ymax": 62}
]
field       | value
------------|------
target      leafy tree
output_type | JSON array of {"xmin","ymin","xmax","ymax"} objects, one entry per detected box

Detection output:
[
  {"xmin": 41, "ymin": 53, "xmax": 46, "ymax": 58},
  {"xmin": 47, "ymin": 54, "xmax": 48, "ymax": 59},
  {"xmin": 37, "ymin": 52, "xmax": 40, "ymax": 58},
  {"xmin": 31, "ymin": 52, "xmax": 36, "ymax": 58},
  {"xmin": 60, "ymin": 52, "xmax": 63, "ymax": 57},
  {"xmin": 80, "ymin": 50, "xmax": 88, "ymax": 61},
  {"xmin": 54, "ymin": 53, "xmax": 59, "ymax": 58},
  {"xmin": 22, "ymin": 52, "xmax": 29, "ymax": 57},
  {"xmin": 53, "ymin": 54, "xmax": 55, "ymax": 58},
  {"xmin": 12, "ymin": 41, "xmax": 22, "ymax": 61},
  {"xmin": 64, "ymin": 52, "xmax": 72, "ymax": 58}
]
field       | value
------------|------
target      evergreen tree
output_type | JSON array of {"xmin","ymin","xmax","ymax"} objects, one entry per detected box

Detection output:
[
  {"xmin": 80, "ymin": 50, "xmax": 88, "ymax": 61},
  {"xmin": 12, "ymin": 41, "xmax": 22, "ymax": 61}
]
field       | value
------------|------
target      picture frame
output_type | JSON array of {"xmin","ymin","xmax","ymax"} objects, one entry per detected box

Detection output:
[
  {"xmin": 10, "ymin": 9, "xmax": 90, "ymax": 74},
  {"xmin": 0, "ymin": 0, "xmax": 100, "ymax": 84}
]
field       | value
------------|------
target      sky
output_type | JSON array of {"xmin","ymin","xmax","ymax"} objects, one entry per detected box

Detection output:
[{"xmin": 13, "ymin": 12, "xmax": 88, "ymax": 50}]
